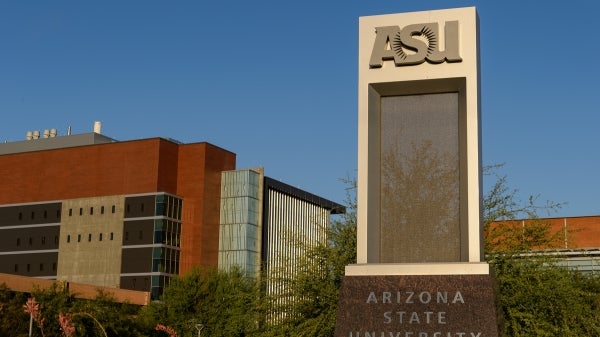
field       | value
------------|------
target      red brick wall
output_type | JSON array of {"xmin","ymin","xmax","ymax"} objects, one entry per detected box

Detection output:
[
  {"xmin": 545, "ymin": 216, "xmax": 600, "ymax": 249},
  {"xmin": 0, "ymin": 139, "xmax": 236, "ymax": 276},
  {"xmin": 0, "ymin": 138, "xmax": 172, "ymax": 204},
  {"xmin": 177, "ymin": 143, "xmax": 236, "ymax": 274},
  {"xmin": 489, "ymin": 216, "xmax": 600, "ymax": 250}
]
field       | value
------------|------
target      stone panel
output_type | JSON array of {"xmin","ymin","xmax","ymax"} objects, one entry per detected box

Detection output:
[{"xmin": 335, "ymin": 274, "xmax": 502, "ymax": 337}]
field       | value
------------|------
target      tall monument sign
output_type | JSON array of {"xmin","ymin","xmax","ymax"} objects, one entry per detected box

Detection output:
[{"xmin": 335, "ymin": 7, "xmax": 502, "ymax": 336}]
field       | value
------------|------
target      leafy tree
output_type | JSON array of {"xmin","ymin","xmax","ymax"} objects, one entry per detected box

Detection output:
[
  {"xmin": 30, "ymin": 283, "xmax": 73, "ymax": 337},
  {"xmin": 0, "ymin": 284, "xmax": 145, "ymax": 337},
  {"xmin": 492, "ymin": 254, "xmax": 600, "ymax": 336},
  {"xmin": 483, "ymin": 164, "xmax": 600, "ymax": 336},
  {"xmin": 138, "ymin": 266, "xmax": 261, "ymax": 337},
  {"xmin": 483, "ymin": 164, "xmax": 564, "ymax": 253},
  {"xmin": 263, "ymin": 178, "xmax": 356, "ymax": 337},
  {"xmin": 68, "ymin": 290, "xmax": 143, "ymax": 337},
  {"xmin": 0, "ymin": 283, "xmax": 29, "ymax": 337}
]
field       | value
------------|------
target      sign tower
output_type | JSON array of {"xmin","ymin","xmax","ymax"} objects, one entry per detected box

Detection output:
[{"xmin": 335, "ymin": 7, "xmax": 501, "ymax": 337}]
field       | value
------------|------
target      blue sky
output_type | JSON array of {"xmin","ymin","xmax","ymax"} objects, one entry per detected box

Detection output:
[{"xmin": 1, "ymin": 1, "xmax": 598, "ymax": 217}]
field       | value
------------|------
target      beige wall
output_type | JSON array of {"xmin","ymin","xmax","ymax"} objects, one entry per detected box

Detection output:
[
  {"xmin": 355, "ymin": 7, "xmax": 482, "ymax": 269},
  {"xmin": 57, "ymin": 196, "xmax": 125, "ymax": 288}
]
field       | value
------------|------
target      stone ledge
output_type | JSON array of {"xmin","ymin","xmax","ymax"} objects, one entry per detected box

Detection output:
[{"xmin": 345, "ymin": 262, "xmax": 490, "ymax": 276}]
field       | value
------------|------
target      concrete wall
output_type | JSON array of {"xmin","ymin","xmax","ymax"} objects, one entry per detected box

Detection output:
[{"xmin": 57, "ymin": 196, "xmax": 125, "ymax": 288}]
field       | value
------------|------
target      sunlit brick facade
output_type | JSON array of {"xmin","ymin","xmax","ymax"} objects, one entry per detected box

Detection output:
[{"xmin": 0, "ymin": 132, "xmax": 235, "ymax": 298}]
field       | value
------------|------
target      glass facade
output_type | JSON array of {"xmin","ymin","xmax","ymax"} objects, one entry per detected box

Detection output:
[
  {"xmin": 150, "ymin": 194, "xmax": 182, "ymax": 298},
  {"xmin": 121, "ymin": 193, "xmax": 182, "ymax": 299},
  {"xmin": 218, "ymin": 169, "xmax": 262, "ymax": 276}
]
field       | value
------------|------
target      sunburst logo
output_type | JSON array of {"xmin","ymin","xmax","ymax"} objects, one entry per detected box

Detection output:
[
  {"xmin": 392, "ymin": 25, "xmax": 437, "ymax": 61},
  {"xmin": 370, "ymin": 21, "xmax": 462, "ymax": 68}
]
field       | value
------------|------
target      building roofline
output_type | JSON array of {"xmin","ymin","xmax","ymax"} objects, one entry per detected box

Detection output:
[
  {"xmin": 0, "ymin": 132, "xmax": 235, "ymax": 157},
  {"xmin": 264, "ymin": 176, "xmax": 346, "ymax": 214}
]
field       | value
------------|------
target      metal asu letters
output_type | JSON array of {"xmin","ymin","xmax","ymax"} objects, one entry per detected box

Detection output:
[{"xmin": 369, "ymin": 21, "xmax": 462, "ymax": 68}]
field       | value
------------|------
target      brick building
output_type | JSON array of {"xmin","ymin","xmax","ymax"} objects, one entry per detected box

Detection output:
[
  {"xmin": 491, "ymin": 215, "xmax": 600, "ymax": 273},
  {"xmin": 0, "ymin": 127, "xmax": 235, "ymax": 298}
]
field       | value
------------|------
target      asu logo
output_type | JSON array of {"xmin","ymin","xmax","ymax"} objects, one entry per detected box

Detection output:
[{"xmin": 369, "ymin": 21, "xmax": 462, "ymax": 68}]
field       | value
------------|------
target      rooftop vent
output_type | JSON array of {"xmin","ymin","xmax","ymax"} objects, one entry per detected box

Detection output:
[{"xmin": 93, "ymin": 121, "xmax": 102, "ymax": 134}]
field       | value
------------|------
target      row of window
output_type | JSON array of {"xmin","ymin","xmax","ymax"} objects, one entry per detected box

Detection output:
[
  {"xmin": 16, "ymin": 236, "xmax": 59, "ymax": 247},
  {"xmin": 14, "ymin": 262, "xmax": 57, "ymax": 273},
  {"xmin": 68, "ymin": 205, "xmax": 117, "ymax": 217},
  {"xmin": 64, "ymin": 230, "xmax": 150, "ymax": 243},
  {"xmin": 17, "ymin": 209, "xmax": 61, "ymax": 221},
  {"xmin": 66, "ymin": 232, "xmax": 115, "ymax": 243},
  {"xmin": 67, "ymin": 203, "xmax": 163, "ymax": 216}
]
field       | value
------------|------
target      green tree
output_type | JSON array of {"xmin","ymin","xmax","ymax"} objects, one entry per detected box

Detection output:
[
  {"xmin": 68, "ymin": 290, "xmax": 143, "ymax": 337},
  {"xmin": 30, "ymin": 283, "xmax": 73, "ymax": 337},
  {"xmin": 138, "ymin": 266, "xmax": 261, "ymax": 337},
  {"xmin": 492, "ymin": 254, "xmax": 600, "ymax": 336},
  {"xmin": 263, "ymin": 178, "xmax": 356, "ymax": 337},
  {"xmin": 0, "ymin": 283, "xmax": 29, "ymax": 337},
  {"xmin": 483, "ymin": 164, "xmax": 600, "ymax": 336},
  {"xmin": 1, "ymin": 284, "xmax": 146, "ymax": 337},
  {"xmin": 483, "ymin": 164, "xmax": 564, "ymax": 253}
]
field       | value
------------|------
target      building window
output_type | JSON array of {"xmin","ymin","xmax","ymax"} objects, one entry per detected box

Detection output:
[
  {"xmin": 79, "ymin": 208, "xmax": 83, "ymax": 216},
  {"xmin": 99, "ymin": 233, "xmax": 103, "ymax": 241},
  {"xmin": 18, "ymin": 212, "xmax": 22, "ymax": 220},
  {"xmin": 52, "ymin": 263, "xmax": 57, "ymax": 271},
  {"xmin": 139, "ymin": 230, "xmax": 143, "ymax": 239},
  {"xmin": 110, "ymin": 232, "xmax": 114, "ymax": 241},
  {"xmin": 14, "ymin": 264, "xmax": 18, "ymax": 272},
  {"xmin": 54, "ymin": 236, "xmax": 59, "ymax": 244},
  {"xmin": 39, "ymin": 263, "xmax": 44, "ymax": 271},
  {"xmin": 112, "ymin": 205, "xmax": 116, "ymax": 213},
  {"xmin": 77, "ymin": 234, "xmax": 81, "ymax": 243},
  {"xmin": 88, "ymin": 234, "xmax": 92, "ymax": 242},
  {"xmin": 67, "ymin": 235, "xmax": 71, "ymax": 243},
  {"xmin": 28, "ymin": 237, "xmax": 33, "ymax": 245},
  {"xmin": 101, "ymin": 206, "xmax": 105, "ymax": 214},
  {"xmin": 27, "ymin": 264, "xmax": 30, "ymax": 272},
  {"xmin": 41, "ymin": 236, "xmax": 46, "ymax": 245},
  {"xmin": 16, "ymin": 238, "xmax": 20, "ymax": 246},
  {"xmin": 127, "ymin": 204, "xmax": 130, "ymax": 213},
  {"xmin": 30, "ymin": 212, "xmax": 34, "ymax": 219},
  {"xmin": 125, "ymin": 232, "xmax": 129, "ymax": 241},
  {"xmin": 57, "ymin": 209, "xmax": 61, "ymax": 218},
  {"xmin": 141, "ymin": 203, "xmax": 145, "ymax": 212},
  {"xmin": 69, "ymin": 209, "xmax": 73, "ymax": 216},
  {"xmin": 43, "ymin": 210, "xmax": 47, "ymax": 219},
  {"xmin": 90, "ymin": 207, "xmax": 94, "ymax": 215}
]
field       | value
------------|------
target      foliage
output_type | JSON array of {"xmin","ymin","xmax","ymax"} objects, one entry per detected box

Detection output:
[
  {"xmin": 483, "ymin": 164, "xmax": 564, "ymax": 254},
  {"xmin": 483, "ymin": 164, "xmax": 600, "ymax": 335},
  {"xmin": 492, "ymin": 254, "xmax": 600, "ymax": 336},
  {"xmin": 0, "ymin": 283, "xmax": 29, "ymax": 337},
  {"xmin": 30, "ymin": 284, "xmax": 73, "ymax": 337},
  {"xmin": 263, "ymin": 177, "xmax": 356, "ymax": 337},
  {"xmin": 0, "ymin": 284, "xmax": 145, "ymax": 337},
  {"xmin": 139, "ymin": 266, "xmax": 261, "ymax": 337}
]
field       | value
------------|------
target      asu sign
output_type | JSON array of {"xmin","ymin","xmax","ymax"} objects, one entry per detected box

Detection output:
[
  {"xmin": 338, "ymin": 8, "xmax": 500, "ymax": 337},
  {"xmin": 356, "ymin": 7, "xmax": 481, "ymax": 266},
  {"xmin": 369, "ymin": 21, "xmax": 462, "ymax": 68}
]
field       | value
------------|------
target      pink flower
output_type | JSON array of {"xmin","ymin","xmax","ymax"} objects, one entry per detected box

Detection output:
[
  {"xmin": 24, "ymin": 298, "xmax": 46, "ymax": 336},
  {"xmin": 155, "ymin": 323, "xmax": 178, "ymax": 337},
  {"xmin": 23, "ymin": 297, "xmax": 40, "ymax": 317},
  {"xmin": 58, "ymin": 313, "xmax": 76, "ymax": 337},
  {"xmin": 24, "ymin": 297, "xmax": 45, "ymax": 326}
]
